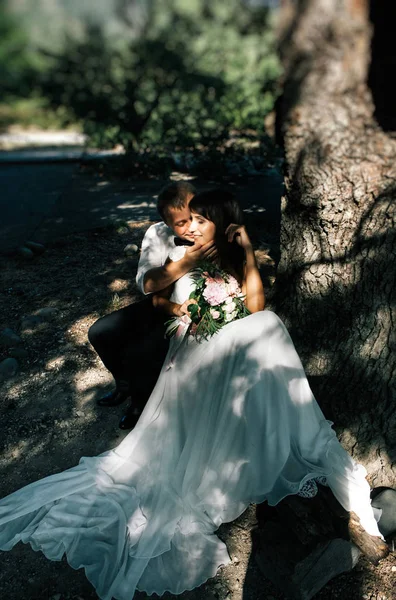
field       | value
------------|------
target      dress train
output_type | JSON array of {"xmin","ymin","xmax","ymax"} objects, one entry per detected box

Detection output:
[{"xmin": 0, "ymin": 310, "xmax": 382, "ymax": 599}]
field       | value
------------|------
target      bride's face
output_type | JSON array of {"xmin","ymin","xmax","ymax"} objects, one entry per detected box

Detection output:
[{"xmin": 188, "ymin": 211, "xmax": 216, "ymax": 245}]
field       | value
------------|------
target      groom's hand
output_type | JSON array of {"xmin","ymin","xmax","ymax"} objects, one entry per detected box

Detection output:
[{"xmin": 184, "ymin": 240, "xmax": 217, "ymax": 266}]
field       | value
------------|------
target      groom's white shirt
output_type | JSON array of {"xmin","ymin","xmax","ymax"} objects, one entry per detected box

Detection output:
[{"xmin": 136, "ymin": 222, "xmax": 186, "ymax": 295}]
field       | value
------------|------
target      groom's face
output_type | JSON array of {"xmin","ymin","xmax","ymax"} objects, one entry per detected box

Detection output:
[{"xmin": 165, "ymin": 196, "xmax": 194, "ymax": 242}]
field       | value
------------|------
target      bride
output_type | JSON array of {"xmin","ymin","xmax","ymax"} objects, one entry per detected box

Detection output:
[{"xmin": 0, "ymin": 189, "xmax": 383, "ymax": 599}]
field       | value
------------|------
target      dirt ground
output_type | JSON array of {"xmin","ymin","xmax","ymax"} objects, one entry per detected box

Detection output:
[{"xmin": 0, "ymin": 209, "xmax": 395, "ymax": 600}]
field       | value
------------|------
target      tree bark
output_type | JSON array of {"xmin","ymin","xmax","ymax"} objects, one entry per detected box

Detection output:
[{"xmin": 273, "ymin": 0, "xmax": 396, "ymax": 487}]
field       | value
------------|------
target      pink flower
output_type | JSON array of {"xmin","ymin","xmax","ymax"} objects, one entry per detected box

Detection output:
[
  {"xmin": 203, "ymin": 271, "xmax": 223, "ymax": 285},
  {"xmin": 203, "ymin": 281, "xmax": 229, "ymax": 306},
  {"xmin": 226, "ymin": 275, "xmax": 240, "ymax": 296},
  {"xmin": 166, "ymin": 264, "xmax": 248, "ymax": 343}
]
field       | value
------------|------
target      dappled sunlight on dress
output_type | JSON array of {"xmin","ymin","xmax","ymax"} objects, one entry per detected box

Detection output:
[{"xmin": 0, "ymin": 271, "xmax": 382, "ymax": 599}]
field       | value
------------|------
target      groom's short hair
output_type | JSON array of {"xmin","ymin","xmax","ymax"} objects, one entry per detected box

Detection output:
[{"xmin": 157, "ymin": 181, "xmax": 196, "ymax": 221}]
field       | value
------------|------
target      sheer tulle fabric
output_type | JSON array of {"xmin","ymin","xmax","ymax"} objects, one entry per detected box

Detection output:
[{"xmin": 0, "ymin": 300, "xmax": 381, "ymax": 599}]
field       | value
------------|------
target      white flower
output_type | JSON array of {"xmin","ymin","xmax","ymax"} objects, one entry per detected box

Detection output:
[
  {"xmin": 225, "ymin": 310, "xmax": 239, "ymax": 323},
  {"xmin": 223, "ymin": 300, "xmax": 236, "ymax": 313}
]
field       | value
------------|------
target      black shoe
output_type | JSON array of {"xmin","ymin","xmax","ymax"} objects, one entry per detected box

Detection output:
[
  {"xmin": 97, "ymin": 389, "xmax": 130, "ymax": 407},
  {"xmin": 119, "ymin": 407, "xmax": 142, "ymax": 430}
]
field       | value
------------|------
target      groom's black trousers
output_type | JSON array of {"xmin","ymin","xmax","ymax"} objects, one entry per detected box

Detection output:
[{"xmin": 88, "ymin": 297, "xmax": 169, "ymax": 401}]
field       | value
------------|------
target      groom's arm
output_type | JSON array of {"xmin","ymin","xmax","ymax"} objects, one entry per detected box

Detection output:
[
  {"xmin": 152, "ymin": 286, "xmax": 197, "ymax": 319},
  {"xmin": 142, "ymin": 254, "xmax": 194, "ymax": 295},
  {"xmin": 151, "ymin": 285, "xmax": 180, "ymax": 316},
  {"xmin": 141, "ymin": 241, "xmax": 217, "ymax": 295}
]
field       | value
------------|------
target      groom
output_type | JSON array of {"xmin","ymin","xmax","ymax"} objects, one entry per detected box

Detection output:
[{"xmin": 88, "ymin": 181, "xmax": 216, "ymax": 429}]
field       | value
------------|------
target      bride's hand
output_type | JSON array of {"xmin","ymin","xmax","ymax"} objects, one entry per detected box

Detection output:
[
  {"xmin": 175, "ymin": 298, "xmax": 199, "ymax": 318},
  {"xmin": 225, "ymin": 224, "xmax": 252, "ymax": 250}
]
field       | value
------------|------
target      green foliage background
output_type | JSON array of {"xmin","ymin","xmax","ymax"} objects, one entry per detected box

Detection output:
[{"xmin": 1, "ymin": 0, "xmax": 283, "ymax": 174}]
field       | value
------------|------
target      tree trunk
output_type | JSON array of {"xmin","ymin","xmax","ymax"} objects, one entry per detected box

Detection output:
[{"xmin": 273, "ymin": 0, "xmax": 396, "ymax": 487}]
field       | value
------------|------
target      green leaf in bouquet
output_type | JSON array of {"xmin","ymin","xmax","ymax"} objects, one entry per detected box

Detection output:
[{"xmin": 189, "ymin": 303, "xmax": 200, "ymax": 321}]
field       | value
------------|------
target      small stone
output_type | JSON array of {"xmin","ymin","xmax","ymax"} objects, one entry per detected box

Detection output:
[
  {"xmin": 0, "ymin": 328, "xmax": 22, "ymax": 347},
  {"xmin": 35, "ymin": 307, "xmax": 59, "ymax": 321},
  {"xmin": 24, "ymin": 240, "xmax": 46, "ymax": 254},
  {"xmin": 124, "ymin": 243, "xmax": 139, "ymax": 256},
  {"xmin": 75, "ymin": 410, "xmax": 85, "ymax": 418},
  {"xmin": 0, "ymin": 357, "xmax": 19, "ymax": 380},
  {"xmin": 391, "ymin": 565, "xmax": 396, "ymax": 572},
  {"xmin": 20, "ymin": 315, "xmax": 44, "ymax": 329},
  {"xmin": 17, "ymin": 246, "xmax": 34, "ymax": 260}
]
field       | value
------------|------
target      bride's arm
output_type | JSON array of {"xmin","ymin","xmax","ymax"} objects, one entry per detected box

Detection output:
[
  {"xmin": 226, "ymin": 224, "xmax": 265, "ymax": 313},
  {"xmin": 242, "ymin": 245, "xmax": 265, "ymax": 313}
]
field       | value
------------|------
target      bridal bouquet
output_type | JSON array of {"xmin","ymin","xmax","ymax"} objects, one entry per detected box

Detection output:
[{"xmin": 165, "ymin": 261, "xmax": 250, "ymax": 343}]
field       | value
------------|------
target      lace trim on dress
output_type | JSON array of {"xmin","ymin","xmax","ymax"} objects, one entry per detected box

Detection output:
[{"xmin": 297, "ymin": 476, "xmax": 329, "ymax": 498}]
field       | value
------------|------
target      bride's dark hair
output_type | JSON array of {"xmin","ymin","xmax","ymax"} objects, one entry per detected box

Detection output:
[{"xmin": 189, "ymin": 188, "xmax": 245, "ymax": 280}]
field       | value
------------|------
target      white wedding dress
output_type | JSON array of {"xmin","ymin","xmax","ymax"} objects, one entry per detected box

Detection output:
[{"xmin": 0, "ymin": 271, "xmax": 382, "ymax": 599}]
